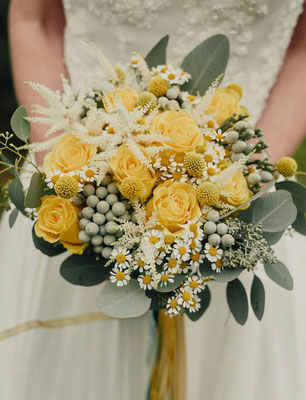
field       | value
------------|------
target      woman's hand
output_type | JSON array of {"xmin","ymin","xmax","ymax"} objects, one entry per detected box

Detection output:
[
  {"xmin": 9, "ymin": 0, "xmax": 67, "ymax": 165},
  {"xmin": 257, "ymin": 3, "xmax": 306, "ymax": 161}
]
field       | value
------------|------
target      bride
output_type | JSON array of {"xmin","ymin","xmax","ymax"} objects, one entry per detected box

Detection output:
[{"xmin": 0, "ymin": 0, "xmax": 305, "ymax": 398}]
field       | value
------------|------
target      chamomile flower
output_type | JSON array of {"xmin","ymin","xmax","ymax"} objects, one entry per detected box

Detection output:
[
  {"xmin": 110, "ymin": 266, "xmax": 131, "ymax": 287},
  {"xmin": 204, "ymin": 243, "xmax": 223, "ymax": 262},
  {"xmin": 184, "ymin": 220, "xmax": 204, "ymax": 241},
  {"xmin": 178, "ymin": 261, "xmax": 189, "ymax": 274},
  {"xmin": 144, "ymin": 230, "xmax": 163, "ymax": 247},
  {"xmin": 152, "ymin": 65, "xmax": 190, "ymax": 85},
  {"xmin": 180, "ymin": 91, "xmax": 201, "ymax": 105},
  {"xmin": 188, "ymin": 296, "xmax": 201, "ymax": 313},
  {"xmin": 80, "ymin": 165, "xmax": 99, "ymax": 182},
  {"xmin": 189, "ymin": 251, "xmax": 205, "ymax": 271},
  {"xmin": 178, "ymin": 286, "xmax": 194, "ymax": 308},
  {"xmin": 153, "ymin": 152, "xmax": 188, "ymax": 182},
  {"xmin": 203, "ymin": 162, "xmax": 220, "ymax": 181},
  {"xmin": 214, "ymin": 129, "xmax": 226, "ymax": 142},
  {"xmin": 166, "ymin": 296, "xmax": 181, "ymax": 316},
  {"xmin": 173, "ymin": 240, "xmax": 191, "ymax": 262},
  {"xmin": 165, "ymin": 256, "xmax": 180, "ymax": 275},
  {"xmin": 186, "ymin": 276, "xmax": 205, "ymax": 294},
  {"xmin": 211, "ymin": 258, "xmax": 224, "ymax": 273},
  {"xmin": 133, "ymin": 253, "xmax": 148, "ymax": 272},
  {"xmin": 138, "ymin": 273, "xmax": 153, "ymax": 290},
  {"xmin": 111, "ymin": 247, "xmax": 132, "ymax": 269},
  {"xmin": 45, "ymin": 169, "xmax": 63, "ymax": 189},
  {"xmin": 156, "ymin": 272, "xmax": 175, "ymax": 287},
  {"xmin": 130, "ymin": 55, "xmax": 140, "ymax": 68}
]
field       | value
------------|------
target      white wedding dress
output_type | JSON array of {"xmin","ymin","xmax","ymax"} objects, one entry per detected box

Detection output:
[{"xmin": 0, "ymin": 0, "xmax": 305, "ymax": 399}]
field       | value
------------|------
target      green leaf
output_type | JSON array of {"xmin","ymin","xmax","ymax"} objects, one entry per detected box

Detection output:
[
  {"xmin": 226, "ymin": 278, "xmax": 248, "ymax": 325},
  {"xmin": 292, "ymin": 212, "xmax": 306, "ymax": 235},
  {"xmin": 8, "ymin": 179, "xmax": 25, "ymax": 213},
  {"xmin": 60, "ymin": 253, "xmax": 111, "ymax": 286},
  {"xmin": 155, "ymin": 274, "xmax": 185, "ymax": 293},
  {"xmin": 24, "ymin": 172, "xmax": 44, "ymax": 208},
  {"xmin": 180, "ymin": 34, "xmax": 229, "ymax": 95},
  {"xmin": 264, "ymin": 260, "xmax": 293, "ymax": 290},
  {"xmin": 96, "ymin": 279, "xmax": 152, "ymax": 318},
  {"xmin": 145, "ymin": 35, "xmax": 169, "ymax": 69},
  {"xmin": 1, "ymin": 154, "xmax": 16, "ymax": 177},
  {"xmin": 32, "ymin": 225, "xmax": 66, "ymax": 257},
  {"xmin": 8, "ymin": 207, "xmax": 19, "ymax": 228},
  {"xmin": 275, "ymin": 181, "xmax": 306, "ymax": 213},
  {"xmin": 238, "ymin": 202, "xmax": 255, "ymax": 224},
  {"xmin": 10, "ymin": 106, "xmax": 31, "ymax": 143},
  {"xmin": 262, "ymin": 230, "xmax": 284, "ymax": 245},
  {"xmin": 250, "ymin": 275, "xmax": 265, "ymax": 321},
  {"xmin": 186, "ymin": 286, "xmax": 211, "ymax": 322},
  {"xmin": 200, "ymin": 259, "xmax": 244, "ymax": 283},
  {"xmin": 252, "ymin": 190, "xmax": 297, "ymax": 232}
]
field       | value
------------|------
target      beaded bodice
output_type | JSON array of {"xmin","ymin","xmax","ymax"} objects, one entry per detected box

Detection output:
[{"xmin": 63, "ymin": 0, "xmax": 304, "ymax": 121}]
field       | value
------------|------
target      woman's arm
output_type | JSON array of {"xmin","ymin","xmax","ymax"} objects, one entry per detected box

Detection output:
[
  {"xmin": 257, "ymin": 4, "xmax": 306, "ymax": 161},
  {"xmin": 9, "ymin": 0, "xmax": 67, "ymax": 164}
]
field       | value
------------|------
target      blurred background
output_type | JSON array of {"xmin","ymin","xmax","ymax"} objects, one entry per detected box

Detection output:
[{"xmin": 0, "ymin": 0, "xmax": 305, "ymax": 216}]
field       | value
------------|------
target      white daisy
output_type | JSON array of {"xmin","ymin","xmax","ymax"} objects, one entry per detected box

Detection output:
[
  {"xmin": 186, "ymin": 276, "xmax": 205, "ymax": 294},
  {"xmin": 166, "ymin": 296, "xmax": 181, "ymax": 316},
  {"xmin": 144, "ymin": 230, "xmax": 163, "ymax": 248},
  {"xmin": 173, "ymin": 240, "xmax": 191, "ymax": 262},
  {"xmin": 156, "ymin": 272, "xmax": 175, "ymax": 287},
  {"xmin": 211, "ymin": 258, "xmax": 224, "ymax": 273},
  {"xmin": 138, "ymin": 273, "xmax": 153, "ymax": 290},
  {"xmin": 133, "ymin": 253, "xmax": 149, "ymax": 272},
  {"xmin": 45, "ymin": 169, "xmax": 63, "ymax": 189},
  {"xmin": 111, "ymin": 247, "xmax": 132, "ymax": 269},
  {"xmin": 110, "ymin": 267, "xmax": 131, "ymax": 287},
  {"xmin": 80, "ymin": 165, "xmax": 99, "ymax": 182},
  {"xmin": 204, "ymin": 243, "xmax": 223, "ymax": 263},
  {"xmin": 189, "ymin": 251, "xmax": 205, "ymax": 271},
  {"xmin": 178, "ymin": 287, "xmax": 194, "ymax": 308},
  {"xmin": 165, "ymin": 255, "xmax": 181, "ymax": 275},
  {"xmin": 203, "ymin": 162, "xmax": 220, "ymax": 181},
  {"xmin": 180, "ymin": 91, "xmax": 201, "ymax": 105},
  {"xmin": 188, "ymin": 295, "xmax": 201, "ymax": 313}
]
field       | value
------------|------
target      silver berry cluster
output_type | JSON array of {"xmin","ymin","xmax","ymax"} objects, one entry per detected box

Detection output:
[{"xmin": 204, "ymin": 210, "xmax": 235, "ymax": 248}]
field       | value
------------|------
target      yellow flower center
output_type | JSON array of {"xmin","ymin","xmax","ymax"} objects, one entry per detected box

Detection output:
[
  {"xmin": 182, "ymin": 292, "xmax": 191, "ymax": 301},
  {"xmin": 85, "ymin": 169, "xmax": 95, "ymax": 178},
  {"xmin": 187, "ymin": 95, "xmax": 195, "ymax": 101},
  {"xmin": 161, "ymin": 274, "xmax": 169, "ymax": 282},
  {"xmin": 51, "ymin": 175, "xmax": 59, "ymax": 184},
  {"xmin": 191, "ymin": 252, "xmax": 200, "ymax": 261},
  {"xmin": 174, "ymin": 153, "xmax": 185, "ymax": 163},
  {"xmin": 178, "ymin": 246, "xmax": 187, "ymax": 255},
  {"xmin": 115, "ymin": 271, "xmax": 125, "ymax": 281},
  {"xmin": 189, "ymin": 223, "xmax": 198, "ymax": 233},
  {"xmin": 207, "ymin": 167, "xmax": 216, "ymax": 176},
  {"xmin": 170, "ymin": 299, "xmax": 178, "ymax": 308},
  {"xmin": 205, "ymin": 135, "xmax": 212, "ymax": 142},
  {"xmin": 131, "ymin": 60, "xmax": 138, "ymax": 65},
  {"xmin": 216, "ymin": 133, "xmax": 224, "ymax": 140},
  {"xmin": 189, "ymin": 281, "xmax": 198, "ymax": 289},
  {"xmin": 116, "ymin": 254, "xmax": 126, "ymax": 263},
  {"xmin": 168, "ymin": 73, "xmax": 176, "ymax": 80},
  {"xmin": 181, "ymin": 261, "xmax": 187, "ymax": 269},
  {"xmin": 143, "ymin": 275, "xmax": 152, "ymax": 285},
  {"xmin": 205, "ymin": 154, "xmax": 213, "ymax": 163},
  {"xmin": 161, "ymin": 67, "xmax": 167, "ymax": 73},
  {"xmin": 164, "ymin": 234, "xmax": 174, "ymax": 245},
  {"xmin": 191, "ymin": 298, "xmax": 197, "ymax": 307},
  {"xmin": 209, "ymin": 247, "xmax": 218, "ymax": 256},
  {"xmin": 190, "ymin": 240, "xmax": 196, "ymax": 250},
  {"xmin": 215, "ymin": 259, "xmax": 223, "ymax": 268},
  {"xmin": 137, "ymin": 259, "xmax": 145, "ymax": 267},
  {"xmin": 207, "ymin": 120, "xmax": 215, "ymax": 128},
  {"xmin": 161, "ymin": 157, "xmax": 170, "ymax": 167},
  {"xmin": 168, "ymin": 258, "xmax": 177, "ymax": 268},
  {"xmin": 149, "ymin": 235, "xmax": 159, "ymax": 244},
  {"xmin": 172, "ymin": 171, "xmax": 182, "ymax": 181}
]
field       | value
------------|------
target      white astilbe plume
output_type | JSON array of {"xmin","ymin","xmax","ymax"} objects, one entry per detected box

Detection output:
[
  {"xmin": 85, "ymin": 40, "xmax": 118, "ymax": 85},
  {"xmin": 25, "ymin": 76, "xmax": 88, "ymax": 137},
  {"xmin": 192, "ymin": 74, "xmax": 223, "ymax": 124},
  {"xmin": 131, "ymin": 52, "xmax": 152, "ymax": 89}
]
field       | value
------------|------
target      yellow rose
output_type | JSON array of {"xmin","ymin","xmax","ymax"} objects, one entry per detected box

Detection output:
[
  {"xmin": 206, "ymin": 83, "xmax": 245, "ymax": 125},
  {"xmin": 152, "ymin": 111, "xmax": 204, "ymax": 153},
  {"xmin": 104, "ymin": 88, "xmax": 139, "ymax": 112},
  {"xmin": 146, "ymin": 181, "xmax": 202, "ymax": 235},
  {"xmin": 220, "ymin": 168, "xmax": 250, "ymax": 208},
  {"xmin": 43, "ymin": 134, "xmax": 96, "ymax": 174},
  {"xmin": 110, "ymin": 144, "xmax": 156, "ymax": 200},
  {"xmin": 35, "ymin": 195, "xmax": 87, "ymax": 255}
]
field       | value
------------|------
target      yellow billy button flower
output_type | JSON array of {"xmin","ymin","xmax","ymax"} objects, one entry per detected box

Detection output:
[
  {"xmin": 183, "ymin": 153, "xmax": 206, "ymax": 177},
  {"xmin": 137, "ymin": 91, "xmax": 157, "ymax": 112},
  {"xmin": 148, "ymin": 77, "xmax": 169, "ymax": 97},
  {"xmin": 54, "ymin": 176, "xmax": 79, "ymax": 199},
  {"xmin": 196, "ymin": 181, "xmax": 220, "ymax": 206},
  {"xmin": 120, "ymin": 176, "xmax": 142, "ymax": 200},
  {"xmin": 276, "ymin": 157, "xmax": 297, "ymax": 177}
]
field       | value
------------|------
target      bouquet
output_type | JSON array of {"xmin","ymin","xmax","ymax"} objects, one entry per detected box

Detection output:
[{"xmin": 1, "ymin": 34, "xmax": 305, "ymax": 324}]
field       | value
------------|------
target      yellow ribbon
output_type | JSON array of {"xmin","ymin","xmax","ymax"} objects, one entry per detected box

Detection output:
[
  {"xmin": 150, "ymin": 310, "xmax": 186, "ymax": 400},
  {"xmin": 0, "ymin": 312, "xmax": 112, "ymax": 341}
]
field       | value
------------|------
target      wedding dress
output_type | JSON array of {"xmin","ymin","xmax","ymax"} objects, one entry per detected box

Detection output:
[{"xmin": 0, "ymin": 0, "xmax": 305, "ymax": 399}]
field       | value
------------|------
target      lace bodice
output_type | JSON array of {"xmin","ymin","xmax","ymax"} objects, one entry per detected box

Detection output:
[{"xmin": 63, "ymin": 0, "xmax": 304, "ymax": 121}]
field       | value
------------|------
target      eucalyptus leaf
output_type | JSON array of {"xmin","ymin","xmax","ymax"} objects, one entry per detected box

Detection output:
[
  {"xmin": 8, "ymin": 207, "xmax": 19, "ymax": 228},
  {"xmin": 180, "ymin": 34, "xmax": 229, "ymax": 95},
  {"xmin": 186, "ymin": 286, "xmax": 211, "ymax": 322},
  {"xmin": 275, "ymin": 180, "xmax": 306, "ymax": 213},
  {"xmin": 32, "ymin": 225, "xmax": 66, "ymax": 257},
  {"xmin": 10, "ymin": 106, "xmax": 31, "ymax": 143},
  {"xmin": 250, "ymin": 275, "xmax": 265, "ymax": 321},
  {"xmin": 97, "ymin": 279, "xmax": 152, "ymax": 318},
  {"xmin": 200, "ymin": 259, "xmax": 244, "ymax": 283},
  {"xmin": 155, "ymin": 274, "xmax": 185, "ymax": 293},
  {"xmin": 145, "ymin": 35, "xmax": 169, "ymax": 69},
  {"xmin": 292, "ymin": 212, "xmax": 306, "ymax": 235},
  {"xmin": 9, "ymin": 179, "xmax": 25, "ymax": 213},
  {"xmin": 226, "ymin": 278, "xmax": 248, "ymax": 325},
  {"xmin": 264, "ymin": 260, "xmax": 293, "ymax": 290},
  {"xmin": 60, "ymin": 254, "xmax": 110, "ymax": 286},
  {"xmin": 1, "ymin": 154, "xmax": 16, "ymax": 177},
  {"xmin": 262, "ymin": 230, "xmax": 284, "ymax": 245},
  {"xmin": 252, "ymin": 190, "xmax": 297, "ymax": 232},
  {"xmin": 24, "ymin": 172, "xmax": 44, "ymax": 208}
]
